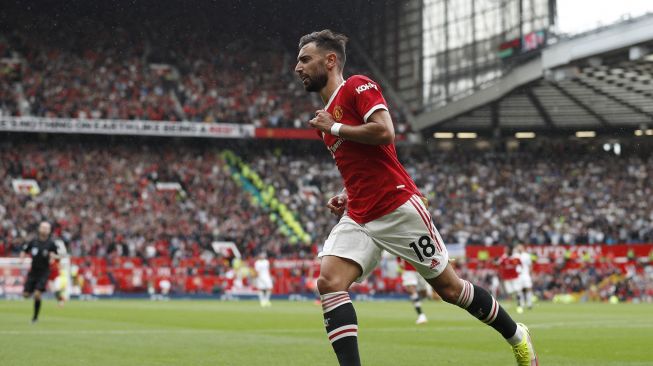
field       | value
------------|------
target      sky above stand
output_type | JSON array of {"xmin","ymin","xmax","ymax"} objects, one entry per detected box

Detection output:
[{"xmin": 557, "ymin": 0, "xmax": 652, "ymax": 34}]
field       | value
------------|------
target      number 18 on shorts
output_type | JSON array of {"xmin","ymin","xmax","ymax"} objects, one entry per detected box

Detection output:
[{"xmin": 319, "ymin": 195, "xmax": 449, "ymax": 282}]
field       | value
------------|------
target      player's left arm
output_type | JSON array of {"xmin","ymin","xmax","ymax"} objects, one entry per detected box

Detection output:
[{"xmin": 310, "ymin": 109, "xmax": 394, "ymax": 145}]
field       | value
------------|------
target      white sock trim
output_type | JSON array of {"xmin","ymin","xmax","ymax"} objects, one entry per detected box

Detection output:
[
  {"xmin": 456, "ymin": 280, "xmax": 474, "ymax": 309},
  {"xmin": 321, "ymin": 292, "xmax": 352, "ymax": 313},
  {"xmin": 327, "ymin": 325, "xmax": 358, "ymax": 343},
  {"xmin": 482, "ymin": 298, "xmax": 499, "ymax": 324},
  {"xmin": 507, "ymin": 324, "xmax": 524, "ymax": 346}
]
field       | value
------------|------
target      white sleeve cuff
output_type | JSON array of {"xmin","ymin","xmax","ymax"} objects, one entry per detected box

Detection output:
[{"xmin": 363, "ymin": 104, "xmax": 388, "ymax": 123}]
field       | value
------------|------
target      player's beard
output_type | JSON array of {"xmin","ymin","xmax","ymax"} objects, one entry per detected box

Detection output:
[{"xmin": 304, "ymin": 69, "xmax": 328, "ymax": 92}]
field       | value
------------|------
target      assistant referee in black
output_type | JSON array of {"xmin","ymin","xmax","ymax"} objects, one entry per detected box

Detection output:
[{"xmin": 21, "ymin": 221, "xmax": 59, "ymax": 323}]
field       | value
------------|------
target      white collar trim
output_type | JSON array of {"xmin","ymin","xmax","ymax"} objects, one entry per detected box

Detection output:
[{"xmin": 324, "ymin": 80, "xmax": 346, "ymax": 110}]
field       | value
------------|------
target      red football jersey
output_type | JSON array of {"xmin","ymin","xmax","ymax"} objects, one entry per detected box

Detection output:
[
  {"xmin": 48, "ymin": 260, "xmax": 60, "ymax": 280},
  {"xmin": 321, "ymin": 75, "xmax": 420, "ymax": 224},
  {"xmin": 498, "ymin": 255, "xmax": 521, "ymax": 280},
  {"xmin": 397, "ymin": 257, "xmax": 416, "ymax": 271}
]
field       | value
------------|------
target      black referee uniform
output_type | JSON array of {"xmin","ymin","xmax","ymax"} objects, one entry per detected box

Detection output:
[{"xmin": 23, "ymin": 239, "xmax": 57, "ymax": 294}]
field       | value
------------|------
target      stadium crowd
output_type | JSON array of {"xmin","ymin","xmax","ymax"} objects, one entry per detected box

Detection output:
[
  {"xmin": 0, "ymin": 142, "xmax": 312, "ymax": 265},
  {"xmin": 1, "ymin": 140, "xmax": 652, "ymax": 300},
  {"xmin": 1, "ymin": 20, "xmax": 311, "ymax": 125},
  {"xmin": 0, "ymin": 13, "xmax": 409, "ymax": 131},
  {"xmin": 249, "ymin": 144, "xmax": 653, "ymax": 247},
  {"xmin": 3, "ymin": 141, "xmax": 653, "ymax": 256}
]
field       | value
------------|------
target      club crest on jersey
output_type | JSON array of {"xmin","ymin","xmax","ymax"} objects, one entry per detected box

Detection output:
[
  {"xmin": 333, "ymin": 105, "xmax": 343, "ymax": 121},
  {"xmin": 355, "ymin": 82, "xmax": 377, "ymax": 94}
]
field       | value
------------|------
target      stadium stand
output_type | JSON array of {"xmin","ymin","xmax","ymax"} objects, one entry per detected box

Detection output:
[
  {"xmin": 2, "ymin": 22, "xmax": 306, "ymax": 124},
  {"xmin": 1, "ymin": 3, "xmax": 651, "ymax": 304},
  {"xmin": 0, "ymin": 141, "xmax": 313, "ymax": 260},
  {"xmin": 0, "ymin": 14, "xmax": 410, "ymax": 131},
  {"xmin": 1, "ymin": 138, "xmax": 652, "ymax": 300}
]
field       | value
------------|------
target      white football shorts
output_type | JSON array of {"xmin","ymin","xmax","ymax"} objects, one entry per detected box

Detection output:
[
  {"xmin": 319, "ymin": 195, "xmax": 449, "ymax": 282},
  {"xmin": 518, "ymin": 274, "xmax": 533, "ymax": 289},
  {"xmin": 402, "ymin": 270, "xmax": 428, "ymax": 291},
  {"xmin": 503, "ymin": 278, "xmax": 523, "ymax": 295},
  {"xmin": 256, "ymin": 276, "xmax": 273, "ymax": 290}
]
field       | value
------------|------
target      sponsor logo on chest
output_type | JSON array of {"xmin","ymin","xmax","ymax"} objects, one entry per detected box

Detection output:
[
  {"xmin": 355, "ymin": 82, "xmax": 377, "ymax": 94},
  {"xmin": 328, "ymin": 138, "xmax": 344, "ymax": 158}
]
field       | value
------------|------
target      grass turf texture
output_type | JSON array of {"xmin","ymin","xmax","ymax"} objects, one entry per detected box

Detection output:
[{"xmin": 1, "ymin": 299, "xmax": 651, "ymax": 365}]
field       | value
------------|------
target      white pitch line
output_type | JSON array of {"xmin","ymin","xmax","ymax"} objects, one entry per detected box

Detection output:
[
  {"xmin": 1, "ymin": 319, "xmax": 651, "ymax": 336},
  {"xmin": 0, "ymin": 329, "xmax": 233, "ymax": 335}
]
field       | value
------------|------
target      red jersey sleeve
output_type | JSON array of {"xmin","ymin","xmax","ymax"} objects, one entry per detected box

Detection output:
[{"xmin": 349, "ymin": 75, "xmax": 388, "ymax": 123}]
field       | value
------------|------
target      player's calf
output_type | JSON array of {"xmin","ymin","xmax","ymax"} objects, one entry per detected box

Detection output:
[
  {"xmin": 317, "ymin": 256, "xmax": 363, "ymax": 366},
  {"xmin": 321, "ymin": 291, "xmax": 360, "ymax": 366},
  {"xmin": 32, "ymin": 290, "xmax": 43, "ymax": 322},
  {"xmin": 427, "ymin": 265, "xmax": 526, "ymax": 348},
  {"xmin": 455, "ymin": 280, "xmax": 520, "ymax": 341}
]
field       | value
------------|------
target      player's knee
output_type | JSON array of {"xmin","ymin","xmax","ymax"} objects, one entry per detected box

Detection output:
[
  {"xmin": 405, "ymin": 285, "xmax": 417, "ymax": 294},
  {"xmin": 317, "ymin": 274, "xmax": 347, "ymax": 294},
  {"xmin": 23, "ymin": 292, "xmax": 30, "ymax": 299},
  {"xmin": 34, "ymin": 291, "xmax": 42, "ymax": 300},
  {"xmin": 434, "ymin": 281, "xmax": 463, "ymax": 304}
]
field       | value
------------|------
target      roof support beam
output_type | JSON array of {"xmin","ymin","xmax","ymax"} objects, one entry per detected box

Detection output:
[
  {"xmin": 491, "ymin": 100, "xmax": 500, "ymax": 131},
  {"xmin": 525, "ymin": 88, "xmax": 556, "ymax": 129},
  {"xmin": 549, "ymin": 82, "xmax": 612, "ymax": 127},
  {"xmin": 574, "ymin": 78, "xmax": 653, "ymax": 120}
]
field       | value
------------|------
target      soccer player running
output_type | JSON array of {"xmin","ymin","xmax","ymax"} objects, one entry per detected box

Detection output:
[
  {"xmin": 295, "ymin": 29, "xmax": 538, "ymax": 366},
  {"xmin": 498, "ymin": 246, "xmax": 526, "ymax": 314},
  {"xmin": 516, "ymin": 245, "xmax": 534, "ymax": 310},
  {"xmin": 398, "ymin": 257, "xmax": 429, "ymax": 324},
  {"xmin": 20, "ymin": 221, "xmax": 59, "ymax": 323}
]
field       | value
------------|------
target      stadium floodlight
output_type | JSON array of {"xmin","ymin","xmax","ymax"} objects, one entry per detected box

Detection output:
[
  {"xmin": 434, "ymin": 132, "xmax": 454, "ymax": 139},
  {"xmin": 646, "ymin": 129, "xmax": 653, "ymax": 136},
  {"xmin": 603, "ymin": 143, "xmax": 611, "ymax": 151},
  {"xmin": 575, "ymin": 131, "xmax": 596, "ymax": 138},
  {"xmin": 456, "ymin": 132, "xmax": 477, "ymax": 139},
  {"xmin": 515, "ymin": 132, "xmax": 536, "ymax": 139},
  {"xmin": 635, "ymin": 130, "xmax": 644, "ymax": 136}
]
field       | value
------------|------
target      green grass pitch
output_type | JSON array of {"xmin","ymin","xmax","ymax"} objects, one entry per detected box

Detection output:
[{"xmin": 1, "ymin": 299, "xmax": 651, "ymax": 365}]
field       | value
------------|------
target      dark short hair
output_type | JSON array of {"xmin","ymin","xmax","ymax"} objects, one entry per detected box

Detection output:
[{"xmin": 298, "ymin": 29, "xmax": 348, "ymax": 69}]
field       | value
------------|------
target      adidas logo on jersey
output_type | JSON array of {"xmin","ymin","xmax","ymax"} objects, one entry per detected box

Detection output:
[{"xmin": 355, "ymin": 82, "xmax": 377, "ymax": 94}]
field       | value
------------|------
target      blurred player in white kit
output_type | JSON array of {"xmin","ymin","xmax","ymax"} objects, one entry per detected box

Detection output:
[
  {"xmin": 398, "ymin": 257, "xmax": 430, "ymax": 324},
  {"xmin": 254, "ymin": 252, "xmax": 273, "ymax": 307},
  {"xmin": 515, "ymin": 245, "xmax": 534, "ymax": 310}
]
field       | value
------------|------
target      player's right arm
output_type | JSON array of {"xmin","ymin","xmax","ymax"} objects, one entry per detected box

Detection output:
[
  {"xmin": 19, "ymin": 242, "xmax": 30, "ymax": 259},
  {"xmin": 310, "ymin": 109, "xmax": 395, "ymax": 145},
  {"xmin": 326, "ymin": 189, "xmax": 347, "ymax": 217}
]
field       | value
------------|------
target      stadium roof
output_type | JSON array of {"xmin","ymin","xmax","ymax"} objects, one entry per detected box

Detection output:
[{"xmin": 414, "ymin": 14, "xmax": 653, "ymax": 135}]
